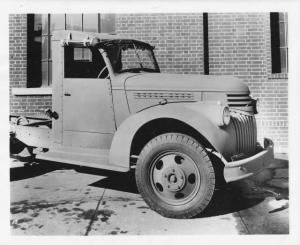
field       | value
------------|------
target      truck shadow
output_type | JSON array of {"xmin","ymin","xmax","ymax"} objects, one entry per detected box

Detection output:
[
  {"xmin": 86, "ymin": 156, "xmax": 288, "ymax": 218},
  {"xmin": 10, "ymin": 160, "xmax": 64, "ymax": 182},
  {"xmin": 87, "ymin": 171, "xmax": 139, "ymax": 194},
  {"xmin": 88, "ymin": 172, "xmax": 270, "ymax": 217},
  {"xmin": 198, "ymin": 156, "xmax": 289, "ymax": 218},
  {"xmin": 90, "ymin": 173, "xmax": 270, "ymax": 217},
  {"xmin": 197, "ymin": 185, "xmax": 264, "ymax": 218}
]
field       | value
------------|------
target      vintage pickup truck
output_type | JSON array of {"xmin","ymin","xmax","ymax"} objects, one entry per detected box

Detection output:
[{"xmin": 10, "ymin": 30, "xmax": 274, "ymax": 218}]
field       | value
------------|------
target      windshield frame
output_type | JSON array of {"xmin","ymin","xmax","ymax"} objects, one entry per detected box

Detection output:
[{"xmin": 98, "ymin": 39, "xmax": 160, "ymax": 74}]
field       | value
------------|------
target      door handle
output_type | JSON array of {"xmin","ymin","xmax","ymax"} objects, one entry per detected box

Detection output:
[{"xmin": 64, "ymin": 93, "xmax": 71, "ymax": 96}]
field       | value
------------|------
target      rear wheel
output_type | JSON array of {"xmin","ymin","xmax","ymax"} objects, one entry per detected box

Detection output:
[{"xmin": 135, "ymin": 133, "xmax": 215, "ymax": 218}]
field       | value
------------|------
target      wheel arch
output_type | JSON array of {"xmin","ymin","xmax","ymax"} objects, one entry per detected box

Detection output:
[
  {"xmin": 130, "ymin": 118, "xmax": 216, "ymax": 160},
  {"xmin": 109, "ymin": 103, "xmax": 230, "ymax": 169}
]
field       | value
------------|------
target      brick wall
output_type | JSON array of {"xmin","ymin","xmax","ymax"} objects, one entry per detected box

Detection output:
[
  {"xmin": 9, "ymin": 14, "xmax": 27, "ymax": 90},
  {"xmin": 9, "ymin": 14, "xmax": 52, "ymax": 117},
  {"xmin": 116, "ymin": 13, "xmax": 204, "ymax": 74},
  {"xmin": 257, "ymin": 76, "xmax": 288, "ymax": 152},
  {"xmin": 208, "ymin": 13, "xmax": 288, "ymax": 152},
  {"xmin": 263, "ymin": 13, "xmax": 288, "ymax": 152}
]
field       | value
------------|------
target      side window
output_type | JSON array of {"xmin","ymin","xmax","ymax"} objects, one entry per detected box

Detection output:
[{"xmin": 64, "ymin": 47, "xmax": 107, "ymax": 78}]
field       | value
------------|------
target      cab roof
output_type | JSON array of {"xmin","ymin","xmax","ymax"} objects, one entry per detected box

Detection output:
[{"xmin": 51, "ymin": 30, "xmax": 153, "ymax": 49}]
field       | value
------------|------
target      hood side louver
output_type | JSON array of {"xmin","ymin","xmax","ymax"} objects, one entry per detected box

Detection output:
[{"xmin": 133, "ymin": 92, "xmax": 194, "ymax": 100}]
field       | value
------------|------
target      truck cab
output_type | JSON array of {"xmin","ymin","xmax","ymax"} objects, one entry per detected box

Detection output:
[{"xmin": 10, "ymin": 30, "xmax": 274, "ymax": 218}]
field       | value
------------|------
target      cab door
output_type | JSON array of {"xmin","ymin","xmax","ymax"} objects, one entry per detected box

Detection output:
[{"xmin": 62, "ymin": 46, "xmax": 116, "ymax": 149}]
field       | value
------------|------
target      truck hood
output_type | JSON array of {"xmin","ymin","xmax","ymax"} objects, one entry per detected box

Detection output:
[{"xmin": 123, "ymin": 73, "xmax": 249, "ymax": 93}]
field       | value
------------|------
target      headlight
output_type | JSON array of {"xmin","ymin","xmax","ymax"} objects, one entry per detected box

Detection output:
[
  {"xmin": 188, "ymin": 102, "xmax": 231, "ymax": 127},
  {"xmin": 222, "ymin": 106, "xmax": 231, "ymax": 126}
]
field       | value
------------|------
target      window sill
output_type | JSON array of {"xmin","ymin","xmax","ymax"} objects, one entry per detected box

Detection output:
[
  {"xmin": 11, "ymin": 87, "xmax": 52, "ymax": 96},
  {"xmin": 268, "ymin": 73, "xmax": 288, "ymax": 79}
]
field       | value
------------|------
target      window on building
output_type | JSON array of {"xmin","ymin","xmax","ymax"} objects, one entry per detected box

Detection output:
[
  {"xmin": 203, "ymin": 12, "xmax": 209, "ymax": 75},
  {"xmin": 27, "ymin": 13, "xmax": 116, "ymax": 87},
  {"xmin": 270, "ymin": 12, "xmax": 288, "ymax": 74},
  {"xmin": 27, "ymin": 14, "xmax": 42, "ymax": 88}
]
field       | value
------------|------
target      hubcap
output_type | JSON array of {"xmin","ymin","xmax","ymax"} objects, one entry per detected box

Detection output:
[
  {"xmin": 162, "ymin": 166, "xmax": 185, "ymax": 191},
  {"xmin": 150, "ymin": 152, "xmax": 200, "ymax": 205}
]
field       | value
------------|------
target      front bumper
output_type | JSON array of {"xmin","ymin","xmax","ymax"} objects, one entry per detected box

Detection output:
[{"xmin": 223, "ymin": 138, "xmax": 274, "ymax": 182}]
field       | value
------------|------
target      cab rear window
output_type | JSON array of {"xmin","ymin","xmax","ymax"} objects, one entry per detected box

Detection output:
[{"xmin": 64, "ymin": 46, "xmax": 106, "ymax": 78}]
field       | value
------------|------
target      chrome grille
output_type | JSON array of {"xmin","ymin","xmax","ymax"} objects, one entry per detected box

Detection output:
[{"xmin": 231, "ymin": 111, "xmax": 257, "ymax": 155}]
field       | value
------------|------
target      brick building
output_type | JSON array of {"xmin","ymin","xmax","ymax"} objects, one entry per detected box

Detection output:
[{"xmin": 9, "ymin": 13, "xmax": 288, "ymax": 153}]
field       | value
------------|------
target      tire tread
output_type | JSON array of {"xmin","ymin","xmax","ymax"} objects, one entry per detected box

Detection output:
[{"xmin": 135, "ymin": 133, "xmax": 215, "ymax": 219}]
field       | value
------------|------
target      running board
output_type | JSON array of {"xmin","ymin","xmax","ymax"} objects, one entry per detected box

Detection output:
[{"xmin": 36, "ymin": 150, "xmax": 129, "ymax": 172}]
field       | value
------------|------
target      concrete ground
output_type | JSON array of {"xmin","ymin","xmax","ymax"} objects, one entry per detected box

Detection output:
[{"xmin": 10, "ymin": 149, "xmax": 289, "ymax": 235}]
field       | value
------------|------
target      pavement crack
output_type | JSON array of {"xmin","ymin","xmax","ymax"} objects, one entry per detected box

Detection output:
[
  {"xmin": 236, "ymin": 211, "xmax": 250, "ymax": 234},
  {"xmin": 84, "ymin": 189, "xmax": 106, "ymax": 236}
]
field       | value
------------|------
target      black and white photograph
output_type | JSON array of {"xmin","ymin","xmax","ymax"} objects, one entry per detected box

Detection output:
[{"xmin": 2, "ymin": 0, "xmax": 300, "ymax": 241}]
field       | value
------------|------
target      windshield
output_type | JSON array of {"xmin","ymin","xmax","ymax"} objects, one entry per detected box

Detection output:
[{"xmin": 104, "ymin": 41, "xmax": 160, "ymax": 73}]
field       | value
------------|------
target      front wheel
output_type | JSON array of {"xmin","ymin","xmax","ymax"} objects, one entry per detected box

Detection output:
[{"xmin": 135, "ymin": 133, "xmax": 215, "ymax": 218}]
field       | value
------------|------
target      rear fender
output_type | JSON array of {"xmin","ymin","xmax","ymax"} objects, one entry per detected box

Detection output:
[{"xmin": 109, "ymin": 102, "xmax": 233, "ymax": 168}]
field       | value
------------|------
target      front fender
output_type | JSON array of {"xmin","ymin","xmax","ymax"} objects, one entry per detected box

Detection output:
[{"xmin": 109, "ymin": 101, "xmax": 234, "ymax": 168}]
